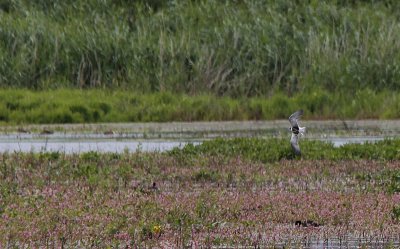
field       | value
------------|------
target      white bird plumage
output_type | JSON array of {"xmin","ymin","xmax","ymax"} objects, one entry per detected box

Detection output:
[{"xmin": 288, "ymin": 110, "xmax": 306, "ymax": 155}]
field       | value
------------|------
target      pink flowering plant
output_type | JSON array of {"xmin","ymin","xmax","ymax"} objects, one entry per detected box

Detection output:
[{"xmin": 1, "ymin": 139, "xmax": 400, "ymax": 247}]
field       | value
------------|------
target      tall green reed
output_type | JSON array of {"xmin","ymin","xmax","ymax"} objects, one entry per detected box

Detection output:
[{"xmin": 1, "ymin": 1, "xmax": 400, "ymax": 96}]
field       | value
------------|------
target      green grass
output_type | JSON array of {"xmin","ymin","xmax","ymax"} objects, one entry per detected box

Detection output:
[
  {"xmin": 1, "ymin": 1, "xmax": 400, "ymax": 97},
  {"xmin": 170, "ymin": 138, "xmax": 400, "ymax": 162},
  {"xmin": 0, "ymin": 88, "xmax": 399, "ymax": 124}
]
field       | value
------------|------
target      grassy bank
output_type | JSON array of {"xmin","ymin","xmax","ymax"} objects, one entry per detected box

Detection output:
[
  {"xmin": 1, "ymin": 1, "xmax": 400, "ymax": 96},
  {"xmin": 0, "ymin": 89, "xmax": 399, "ymax": 124},
  {"xmin": 1, "ymin": 139, "xmax": 400, "ymax": 247}
]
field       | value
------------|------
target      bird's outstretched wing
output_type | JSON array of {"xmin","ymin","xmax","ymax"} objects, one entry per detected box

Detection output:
[
  {"xmin": 290, "ymin": 133, "xmax": 301, "ymax": 156},
  {"xmin": 289, "ymin": 109, "xmax": 304, "ymax": 128}
]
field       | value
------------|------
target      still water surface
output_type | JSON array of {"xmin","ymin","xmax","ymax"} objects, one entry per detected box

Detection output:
[
  {"xmin": 0, "ymin": 135, "xmax": 388, "ymax": 153},
  {"xmin": 0, "ymin": 120, "xmax": 397, "ymax": 153}
]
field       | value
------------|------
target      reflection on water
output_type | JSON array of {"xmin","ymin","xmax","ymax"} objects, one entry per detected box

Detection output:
[{"xmin": 0, "ymin": 134, "xmax": 390, "ymax": 153}]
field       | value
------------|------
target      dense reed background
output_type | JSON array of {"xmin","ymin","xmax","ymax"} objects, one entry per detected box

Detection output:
[{"xmin": 1, "ymin": 0, "xmax": 400, "ymax": 97}]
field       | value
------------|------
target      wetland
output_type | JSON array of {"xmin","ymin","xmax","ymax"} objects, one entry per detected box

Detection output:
[{"xmin": 1, "ymin": 120, "xmax": 400, "ymax": 248}]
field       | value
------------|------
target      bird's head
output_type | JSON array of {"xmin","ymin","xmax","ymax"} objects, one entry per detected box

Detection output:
[{"xmin": 289, "ymin": 127, "xmax": 292, "ymax": 131}]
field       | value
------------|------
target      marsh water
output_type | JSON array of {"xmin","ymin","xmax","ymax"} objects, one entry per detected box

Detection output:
[
  {"xmin": 0, "ymin": 135, "xmax": 386, "ymax": 153},
  {"xmin": 0, "ymin": 120, "xmax": 398, "ymax": 153}
]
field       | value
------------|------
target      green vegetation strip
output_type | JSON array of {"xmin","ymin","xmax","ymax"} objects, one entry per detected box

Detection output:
[
  {"xmin": 0, "ymin": 89, "xmax": 399, "ymax": 125},
  {"xmin": 1, "ymin": 1, "xmax": 400, "ymax": 97},
  {"xmin": 1, "ymin": 139, "xmax": 400, "ymax": 247},
  {"xmin": 171, "ymin": 138, "xmax": 400, "ymax": 162}
]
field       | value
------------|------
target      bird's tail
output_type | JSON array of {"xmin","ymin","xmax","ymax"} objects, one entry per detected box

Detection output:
[{"xmin": 299, "ymin": 127, "xmax": 306, "ymax": 135}]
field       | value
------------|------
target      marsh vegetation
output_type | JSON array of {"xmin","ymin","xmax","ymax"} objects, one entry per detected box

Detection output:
[
  {"xmin": 0, "ymin": 0, "xmax": 400, "ymax": 96},
  {"xmin": 0, "ymin": 89, "xmax": 398, "ymax": 125},
  {"xmin": 1, "ymin": 0, "xmax": 400, "ymax": 95},
  {"xmin": 0, "ymin": 1, "xmax": 400, "ymax": 122},
  {"xmin": 1, "ymin": 139, "xmax": 400, "ymax": 247},
  {"xmin": 1, "ymin": 1, "xmax": 400, "ymax": 247}
]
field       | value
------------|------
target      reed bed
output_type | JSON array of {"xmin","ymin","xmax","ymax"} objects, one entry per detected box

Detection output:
[{"xmin": 1, "ymin": 1, "xmax": 400, "ymax": 97}]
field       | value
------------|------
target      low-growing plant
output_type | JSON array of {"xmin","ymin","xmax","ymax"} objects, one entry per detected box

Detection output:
[
  {"xmin": 387, "ymin": 170, "xmax": 400, "ymax": 194},
  {"xmin": 192, "ymin": 169, "xmax": 220, "ymax": 182},
  {"xmin": 0, "ymin": 89, "xmax": 398, "ymax": 124},
  {"xmin": 0, "ymin": 144, "xmax": 400, "ymax": 247},
  {"xmin": 393, "ymin": 205, "xmax": 400, "ymax": 221},
  {"xmin": 171, "ymin": 138, "xmax": 400, "ymax": 162}
]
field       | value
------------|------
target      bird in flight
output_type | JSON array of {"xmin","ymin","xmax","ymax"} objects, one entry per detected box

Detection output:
[{"xmin": 288, "ymin": 110, "xmax": 306, "ymax": 156}]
